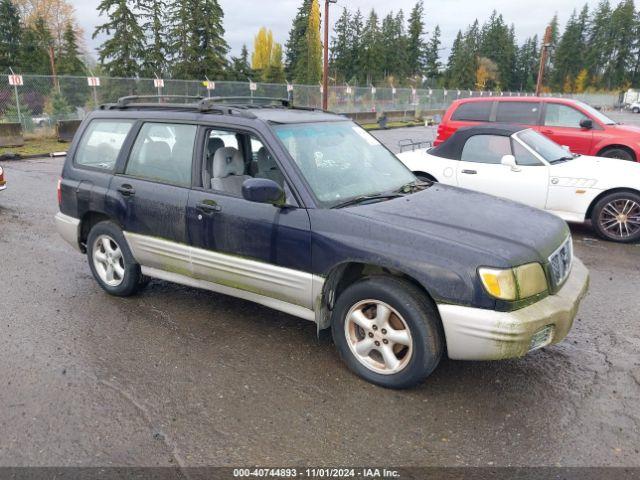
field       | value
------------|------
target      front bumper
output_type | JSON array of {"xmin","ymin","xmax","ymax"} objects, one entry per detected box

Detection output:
[
  {"xmin": 438, "ymin": 257, "xmax": 589, "ymax": 361},
  {"xmin": 54, "ymin": 212, "xmax": 82, "ymax": 252}
]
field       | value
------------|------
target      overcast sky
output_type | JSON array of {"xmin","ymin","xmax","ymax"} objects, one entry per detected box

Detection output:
[{"xmin": 74, "ymin": 0, "xmax": 619, "ymax": 63}]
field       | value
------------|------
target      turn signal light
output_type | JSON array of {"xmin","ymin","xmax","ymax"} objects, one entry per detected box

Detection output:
[{"xmin": 57, "ymin": 178, "xmax": 62, "ymax": 205}]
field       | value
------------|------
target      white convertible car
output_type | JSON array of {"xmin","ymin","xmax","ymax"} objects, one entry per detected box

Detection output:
[{"xmin": 397, "ymin": 125, "xmax": 640, "ymax": 243}]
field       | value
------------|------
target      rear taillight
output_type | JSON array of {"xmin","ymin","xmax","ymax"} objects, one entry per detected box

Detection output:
[
  {"xmin": 0, "ymin": 166, "xmax": 4, "ymax": 182},
  {"xmin": 436, "ymin": 124, "xmax": 444, "ymax": 139},
  {"xmin": 57, "ymin": 178, "xmax": 62, "ymax": 205}
]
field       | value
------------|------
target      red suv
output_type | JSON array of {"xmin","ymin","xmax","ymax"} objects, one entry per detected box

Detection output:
[{"xmin": 436, "ymin": 97, "xmax": 640, "ymax": 161}]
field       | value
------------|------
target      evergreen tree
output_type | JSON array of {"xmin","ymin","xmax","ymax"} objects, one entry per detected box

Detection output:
[
  {"xmin": 450, "ymin": 20, "xmax": 480, "ymax": 89},
  {"xmin": 330, "ymin": 8, "xmax": 352, "ymax": 82},
  {"xmin": 20, "ymin": 16, "xmax": 53, "ymax": 75},
  {"xmin": 553, "ymin": 10, "xmax": 584, "ymax": 90},
  {"xmin": 228, "ymin": 44, "xmax": 253, "ymax": 81},
  {"xmin": 57, "ymin": 23, "xmax": 84, "ymax": 75},
  {"xmin": 445, "ymin": 30, "xmax": 464, "ymax": 87},
  {"xmin": 0, "ymin": 0, "xmax": 22, "ymax": 74},
  {"xmin": 360, "ymin": 10, "xmax": 382, "ymax": 84},
  {"xmin": 285, "ymin": 0, "xmax": 312, "ymax": 78},
  {"xmin": 604, "ymin": 0, "xmax": 635, "ymax": 89},
  {"xmin": 406, "ymin": 1, "xmax": 426, "ymax": 77},
  {"xmin": 349, "ymin": 9, "xmax": 364, "ymax": 83},
  {"xmin": 425, "ymin": 25, "xmax": 441, "ymax": 83},
  {"xmin": 138, "ymin": 0, "xmax": 168, "ymax": 76},
  {"xmin": 264, "ymin": 43, "xmax": 285, "ymax": 83},
  {"xmin": 513, "ymin": 35, "xmax": 539, "ymax": 91},
  {"xmin": 93, "ymin": 0, "xmax": 145, "ymax": 76},
  {"xmin": 295, "ymin": 0, "xmax": 321, "ymax": 84},
  {"xmin": 585, "ymin": 0, "xmax": 612, "ymax": 84},
  {"xmin": 168, "ymin": 0, "xmax": 228, "ymax": 79},
  {"xmin": 479, "ymin": 11, "xmax": 515, "ymax": 89}
]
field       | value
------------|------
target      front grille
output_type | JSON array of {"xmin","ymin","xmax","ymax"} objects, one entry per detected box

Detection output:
[{"xmin": 548, "ymin": 236, "xmax": 573, "ymax": 289}]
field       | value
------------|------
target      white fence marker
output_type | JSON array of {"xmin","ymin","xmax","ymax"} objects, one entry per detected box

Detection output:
[
  {"xmin": 8, "ymin": 74, "xmax": 23, "ymax": 86},
  {"xmin": 8, "ymin": 73, "xmax": 23, "ymax": 125}
]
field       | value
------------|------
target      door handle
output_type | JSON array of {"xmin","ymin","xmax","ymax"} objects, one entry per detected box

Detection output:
[
  {"xmin": 117, "ymin": 184, "xmax": 135, "ymax": 196},
  {"xmin": 461, "ymin": 169, "xmax": 477, "ymax": 175},
  {"xmin": 196, "ymin": 201, "xmax": 221, "ymax": 215},
  {"xmin": 541, "ymin": 129, "xmax": 554, "ymax": 135}
]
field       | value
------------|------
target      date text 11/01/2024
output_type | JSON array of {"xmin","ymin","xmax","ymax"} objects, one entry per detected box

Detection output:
[{"xmin": 232, "ymin": 468, "xmax": 401, "ymax": 478}]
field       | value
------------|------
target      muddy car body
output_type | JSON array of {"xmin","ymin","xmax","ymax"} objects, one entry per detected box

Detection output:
[{"xmin": 55, "ymin": 97, "xmax": 589, "ymax": 388}]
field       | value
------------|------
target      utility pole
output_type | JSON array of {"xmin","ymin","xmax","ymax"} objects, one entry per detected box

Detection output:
[
  {"xmin": 322, "ymin": 0, "xmax": 337, "ymax": 110},
  {"xmin": 536, "ymin": 25, "xmax": 553, "ymax": 96}
]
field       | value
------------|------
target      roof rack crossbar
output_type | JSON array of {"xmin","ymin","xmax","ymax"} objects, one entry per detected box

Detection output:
[
  {"xmin": 198, "ymin": 96, "xmax": 291, "ymax": 110},
  {"xmin": 116, "ymin": 95, "xmax": 204, "ymax": 107}
]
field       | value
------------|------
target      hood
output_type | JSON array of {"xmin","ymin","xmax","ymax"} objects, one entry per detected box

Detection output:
[
  {"xmin": 343, "ymin": 184, "xmax": 570, "ymax": 268},
  {"xmin": 607, "ymin": 123, "xmax": 640, "ymax": 135},
  {"xmin": 551, "ymin": 155, "xmax": 640, "ymax": 189}
]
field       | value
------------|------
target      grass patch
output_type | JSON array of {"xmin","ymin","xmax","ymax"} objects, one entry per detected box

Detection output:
[{"xmin": 0, "ymin": 137, "xmax": 68, "ymax": 157}]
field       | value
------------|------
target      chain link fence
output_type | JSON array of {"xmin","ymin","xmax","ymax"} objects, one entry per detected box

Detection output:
[{"xmin": 0, "ymin": 74, "xmax": 622, "ymax": 132}]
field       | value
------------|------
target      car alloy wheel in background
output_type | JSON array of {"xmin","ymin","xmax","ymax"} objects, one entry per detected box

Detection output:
[{"xmin": 597, "ymin": 197, "xmax": 640, "ymax": 241}]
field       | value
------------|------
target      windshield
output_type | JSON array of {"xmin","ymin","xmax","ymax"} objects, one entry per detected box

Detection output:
[
  {"xmin": 273, "ymin": 121, "xmax": 416, "ymax": 207},
  {"xmin": 516, "ymin": 129, "xmax": 574, "ymax": 163},
  {"xmin": 574, "ymin": 100, "xmax": 617, "ymax": 125}
]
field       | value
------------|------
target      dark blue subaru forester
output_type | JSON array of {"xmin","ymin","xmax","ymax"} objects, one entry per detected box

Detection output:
[{"xmin": 55, "ymin": 96, "xmax": 589, "ymax": 388}]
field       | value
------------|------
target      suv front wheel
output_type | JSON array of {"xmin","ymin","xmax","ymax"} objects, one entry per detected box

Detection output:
[
  {"xmin": 331, "ymin": 276, "xmax": 443, "ymax": 389},
  {"xmin": 87, "ymin": 221, "xmax": 144, "ymax": 296}
]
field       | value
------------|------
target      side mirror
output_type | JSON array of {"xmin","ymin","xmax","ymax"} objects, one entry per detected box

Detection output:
[
  {"xmin": 580, "ymin": 118, "xmax": 593, "ymax": 129},
  {"xmin": 242, "ymin": 178, "xmax": 285, "ymax": 206},
  {"xmin": 501, "ymin": 154, "xmax": 521, "ymax": 172}
]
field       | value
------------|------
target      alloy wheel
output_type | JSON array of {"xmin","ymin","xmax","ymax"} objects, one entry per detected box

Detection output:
[
  {"xmin": 92, "ymin": 234, "xmax": 126, "ymax": 287},
  {"xmin": 598, "ymin": 198, "xmax": 640, "ymax": 240},
  {"xmin": 344, "ymin": 299, "xmax": 413, "ymax": 375}
]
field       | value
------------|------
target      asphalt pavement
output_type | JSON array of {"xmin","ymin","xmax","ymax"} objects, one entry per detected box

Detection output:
[{"xmin": 0, "ymin": 128, "xmax": 639, "ymax": 468}]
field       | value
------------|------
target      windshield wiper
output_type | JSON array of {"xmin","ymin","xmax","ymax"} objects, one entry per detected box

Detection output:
[{"xmin": 331, "ymin": 193, "xmax": 404, "ymax": 209}]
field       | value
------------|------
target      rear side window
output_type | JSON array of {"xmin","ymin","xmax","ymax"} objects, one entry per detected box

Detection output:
[
  {"xmin": 451, "ymin": 102, "xmax": 493, "ymax": 122},
  {"xmin": 496, "ymin": 102, "xmax": 540, "ymax": 124},
  {"xmin": 461, "ymin": 135, "xmax": 511, "ymax": 164},
  {"xmin": 125, "ymin": 123, "xmax": 197, "ymax": 187},
  {"xmin": 75, "ymin": 120, "xmax": 134, "ymax": 170}
]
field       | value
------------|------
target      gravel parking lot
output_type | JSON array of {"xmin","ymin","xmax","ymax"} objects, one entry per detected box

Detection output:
[{"xmin": 0, "ymin": 124, "xmax": 639, "ymax": 468}]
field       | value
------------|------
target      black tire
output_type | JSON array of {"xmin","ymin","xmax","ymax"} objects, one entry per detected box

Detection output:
[
  {"xmin": 331, "ymin": 276, "xmax": 443, "ymax": 389},
  {"xmin": 599, "ymin": 147, "xmax": 635, "ymax": 162},
  {"xmin": 86, "ymin": 221, "xmax": 143, "ymax": 296},
  {"xmin": 632, "ymin": 107, "xmax": 639, "ymax": 113},
  {"xmin": 591, "ymin": 191, "xmax": 640, "ymax": 243}
]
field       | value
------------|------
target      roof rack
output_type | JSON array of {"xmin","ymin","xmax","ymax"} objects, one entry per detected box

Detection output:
[
  {"xmin": 115, "ymin": 95, "xmax": 204, "ymax": 107},
  {"xmin": 198, "ymin": 96, "xmax": 291, "ymax": 110},
  {"xmin": 100, "ymin": 94, "xmax": 330, "ymax": 118}
]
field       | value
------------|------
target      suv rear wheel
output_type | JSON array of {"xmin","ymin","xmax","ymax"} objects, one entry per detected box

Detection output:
[
  {"xmin": 591, "ymin": 191, "xmax": 640, "ymax": 243},
  {"xmin": 87, "ymin": 221, "xmax": 144, "ymax": 296},
  {"xmin": 331, "ymin": 276, "xmax": 443, "ymax": 389}
]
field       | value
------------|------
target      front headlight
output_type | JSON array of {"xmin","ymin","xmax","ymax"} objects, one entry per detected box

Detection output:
[{"xmin": 479, "ymin": 263, "xmax": 548, "ymax": 301}]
